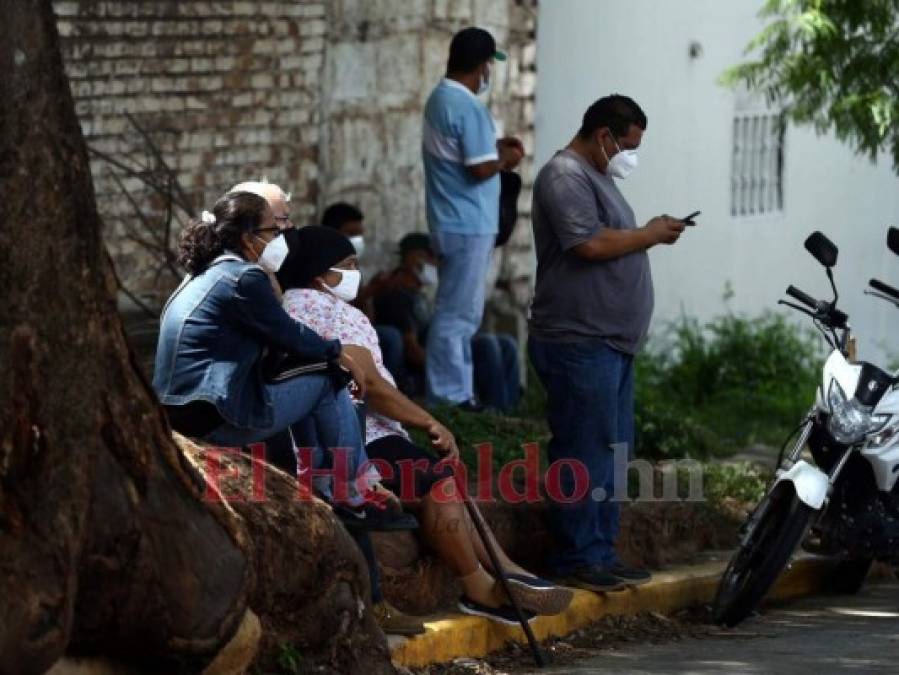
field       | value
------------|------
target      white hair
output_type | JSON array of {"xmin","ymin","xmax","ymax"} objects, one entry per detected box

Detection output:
[{"xmin": 229, "ymin": 177, "xmax": 291, "ymax": 203}]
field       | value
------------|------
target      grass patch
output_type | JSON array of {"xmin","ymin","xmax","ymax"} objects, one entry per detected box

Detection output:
[{"xmin": 411, "ymin": 403, "xmax": 550, "ymax": 472}]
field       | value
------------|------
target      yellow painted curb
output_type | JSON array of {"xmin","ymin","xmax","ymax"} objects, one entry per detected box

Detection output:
[{"xmin": 389, "ymin": 556, "xmax": 836, "ymax": 668}]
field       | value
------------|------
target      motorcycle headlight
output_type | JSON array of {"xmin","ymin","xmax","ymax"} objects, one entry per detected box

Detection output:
[{"xmin": 826, "ymin": 379, "xmax": 889, "ymax": 444}]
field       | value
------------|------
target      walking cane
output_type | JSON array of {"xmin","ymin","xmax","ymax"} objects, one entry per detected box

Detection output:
[{"xmin": 451, "ymin": 468, "xmax": 548, "ymax": 668}]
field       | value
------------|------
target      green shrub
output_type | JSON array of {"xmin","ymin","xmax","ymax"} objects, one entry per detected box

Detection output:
[
  {"xmin": 634, "ymin": 397, "xmax": 718, "ymax": 461},
  {"xmin": 701, "ymin": 462, "xmax": 769, "ymax": 506},
  {"xmin": 636, "ymin": 311, "xmax": 823, "ymax": 458}
]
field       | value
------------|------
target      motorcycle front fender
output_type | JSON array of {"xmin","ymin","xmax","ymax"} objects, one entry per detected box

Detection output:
[{"xmin": 774, "ymin": 460, "xmax": 829, "ymax": 510}]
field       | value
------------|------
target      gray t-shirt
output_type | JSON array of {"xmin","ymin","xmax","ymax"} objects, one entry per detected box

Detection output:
[{"xmin": 528, "ymin": 149, "xmax": 654, "ymax": 354}]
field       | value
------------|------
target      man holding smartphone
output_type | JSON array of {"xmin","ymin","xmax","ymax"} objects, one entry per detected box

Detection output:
[{"xmin": 528, "ymin": 95, "xmax": 686, "ymax": 592}]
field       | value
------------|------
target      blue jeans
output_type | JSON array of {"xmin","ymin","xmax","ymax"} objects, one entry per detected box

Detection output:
[
  {"xmin": 528, "ymin": 337, "xmax": 635, "ymax": 574},
  {"xmin": 472, "ymin": 333, "xmax": 521, "ymax": 412},
  {"xmin": 375, "ymin": 324, "xmax": 405, "ymax": 384},
  {"xmin": 204, "ymin": 376, "xmax": 370, "ymax": 505},
  {"xmin": 426, "ymin": 231, "xmax": 496, "ymax": 404}
]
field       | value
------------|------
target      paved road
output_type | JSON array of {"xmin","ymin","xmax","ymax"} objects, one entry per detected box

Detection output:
[{"xmin": 525, "ymin": 582, "xmax": 899, "ymax": 674}]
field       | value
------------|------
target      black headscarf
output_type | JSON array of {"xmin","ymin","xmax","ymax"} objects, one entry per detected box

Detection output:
[{"xmin": 276, "ymin": 225, "xmax": 357, "ymax": 291}]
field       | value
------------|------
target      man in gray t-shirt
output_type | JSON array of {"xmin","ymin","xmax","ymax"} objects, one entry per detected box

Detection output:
[
  {"xmin": 527, "ymin": 95, "xmax": 686, "ymax": 592},
  {"xmin": 530, "ymin": 148, "xmax": 654, "ymax": 353}
]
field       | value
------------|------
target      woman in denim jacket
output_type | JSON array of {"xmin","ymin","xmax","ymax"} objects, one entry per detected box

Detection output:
[
  {"xmin": 153, "ymin": 190, "xmax": 376, "ymax": 503},
  {"xmin": 153, "ymin": 191, "xmax": 425, "ymax": 637}
]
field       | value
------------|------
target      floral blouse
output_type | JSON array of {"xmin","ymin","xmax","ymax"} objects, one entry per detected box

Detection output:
[{"xmin": 283, "ymin": 288, "xmax": 410, "ymax": 445}]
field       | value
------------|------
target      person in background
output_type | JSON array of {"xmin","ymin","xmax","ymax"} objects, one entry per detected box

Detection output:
[
  {"xmin": 529, "ymin": 94, "xmax": 687, "ymax": 592},
  {"xmin": 471, "ymin": 331, "xmax": 520, "ymax": 413},
  {"xmin": 230, "ymin": 180, "xmax": 294, "ymax": 230},
  {"xmin": 372, "ymin": 233, "xmax": 520, "ymax": 412},
  {"xmin": 370, "ymin": 233, "xmax": 436, "ymax": 393},
  {"xmin": 322, "ymin": 201, "xmax": 366, "ymax": 254},
  {"xmin": 422, "ymin": 26, "xmax": 524, "ymax": 410},
  {"xmin": 321, "ymin": 201, "xmax": 406, "ymax": 382},
  {"xmin": 277, "ymin": 226, "xmax": 572, "ymax": 624}
]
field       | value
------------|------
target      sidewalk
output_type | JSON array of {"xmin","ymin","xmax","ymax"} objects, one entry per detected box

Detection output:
[{"xmin": 388, "ymin": 555, "xmax": 838, "ymax": 668}]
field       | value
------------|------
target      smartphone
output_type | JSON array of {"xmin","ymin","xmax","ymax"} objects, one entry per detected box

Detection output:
[{"xmin": 680, "ymin": 210, "xmax": 700, "ymax": 225}]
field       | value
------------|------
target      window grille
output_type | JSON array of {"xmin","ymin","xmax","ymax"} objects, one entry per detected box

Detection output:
[{"xmin": 731, "ymin": 112, "xmax": 785, "ymax": 217}]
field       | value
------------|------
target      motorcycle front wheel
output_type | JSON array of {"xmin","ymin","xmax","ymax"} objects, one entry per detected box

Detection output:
[{"xmin": 713, "ymin": 485, "xmax": 814, "ymax": 627}]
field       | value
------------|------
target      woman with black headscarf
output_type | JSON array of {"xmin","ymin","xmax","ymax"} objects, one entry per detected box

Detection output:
[{"xmin": 277, "ymin": 226, "xmax": 572, "ymax": 625}]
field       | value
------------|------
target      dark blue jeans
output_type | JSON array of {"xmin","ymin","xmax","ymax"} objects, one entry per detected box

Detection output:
[
  {"xmin": 472, "ymin": 333, "xmax": 521, "ymax": 412},
  {"xmin": 375, "ymin": 324, "xmax": 405, "ymax": 384},
  {"xmin": 528, "ymin": 336, "xmax": 634, "ymax": 574}
]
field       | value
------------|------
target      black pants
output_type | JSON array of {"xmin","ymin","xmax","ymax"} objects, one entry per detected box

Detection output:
[{"xmin": 365, "ymin": 434, "xmax": 455, "ymax": 502}]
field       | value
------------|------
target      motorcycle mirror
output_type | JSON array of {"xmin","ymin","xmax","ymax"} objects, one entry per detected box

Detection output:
[
  {"xmin": 888, "ymin": 227, "xmax": 899, "ymax": 256},
  {"xmin": 804, "ymin": 231, "xmax": 838, "ymax": 268}
]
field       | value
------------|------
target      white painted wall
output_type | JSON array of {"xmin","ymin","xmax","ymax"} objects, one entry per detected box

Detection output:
[{"xmin": 536, "ymin": 0, "xmax": 899, "ymax": 364}]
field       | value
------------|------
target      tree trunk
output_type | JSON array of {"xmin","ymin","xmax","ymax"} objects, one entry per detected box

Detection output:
[
  {"xmin": 177, "ymin": 438, "xmax": 394, "ymax": 675},
  {"xmin": 0, "ymin": 2, "xmax": 392, "ymax": 673},
  {"xmin": 0, "ymin": 1, "xmax": 252, "ymax": 671}
]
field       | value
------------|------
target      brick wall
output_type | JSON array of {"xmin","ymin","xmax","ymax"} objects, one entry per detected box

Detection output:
[
  {"xmin": 54, "ymin": 0, "xmax": 536, "ymax": 311},
  {"xmin": 54, "ymin": 0, "xmax": 328, "ymax": 306}
]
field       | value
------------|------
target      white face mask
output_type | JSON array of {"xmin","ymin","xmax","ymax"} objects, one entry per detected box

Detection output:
[
  {"xmin": 477, "ymin": 63, "xmax": 491, "ymax": 95},
  {"xmin": 418, "ymin": 263, "xmax": 439, "ymax": 286},
  {"xmin": 605, "ymin": 135, "xmax": 638, "ymax": 179},
  {"xmin": 325, "ymin": 268, "xmax": 361, "ymax": 302},
  {"xmin": 256, "ymin": 233, "xmax": 289, "ymax": 272},
  {"xmin": 349, "ymin": 235, "xmax": 365, "ymax": 257}
]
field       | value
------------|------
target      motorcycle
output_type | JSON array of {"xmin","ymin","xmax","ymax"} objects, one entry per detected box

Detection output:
[{"xmin": 713, "ymin": 228, "xmax": 899, "ymax": 627}]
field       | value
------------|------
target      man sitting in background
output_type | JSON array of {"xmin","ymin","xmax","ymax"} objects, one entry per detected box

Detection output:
[
  {"xmin": 322, "ymin": 201, "xmax": 365, "ymax": 253},
  {"xmin": 372, "ymin": 233, "xmax": 520, "ymax": 412}
]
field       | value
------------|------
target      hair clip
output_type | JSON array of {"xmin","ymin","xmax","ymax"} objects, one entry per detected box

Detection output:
[{"xmin": 200, "ymin": 210, "xmax": 216, "ymax": 225}]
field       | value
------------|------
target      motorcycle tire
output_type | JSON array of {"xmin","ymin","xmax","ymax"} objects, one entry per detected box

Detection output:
[
  {"xmin": 827, "ymin": 558, "xmax": 873, "ymax": 595},
  {"xmin": 713, "ymin": 485, "xmax": 814, "ymax": 627}
]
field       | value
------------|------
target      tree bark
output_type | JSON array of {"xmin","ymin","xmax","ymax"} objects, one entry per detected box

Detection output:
[
  {"xmin": 0, "ymin": 1, "xmax": 253, "ymax": 671},
  {"xmin": 177, "ymin": 438, "xmax": 394, "ymax": 675},
  {"xmin": 0, "ymin": 2, "xmax": 392, "ymax": 674}
]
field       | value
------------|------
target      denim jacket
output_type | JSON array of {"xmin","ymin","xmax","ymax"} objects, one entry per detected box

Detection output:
[{"xmin": 153, "ymin": 254, "xmax": 341, "ymax": 429}]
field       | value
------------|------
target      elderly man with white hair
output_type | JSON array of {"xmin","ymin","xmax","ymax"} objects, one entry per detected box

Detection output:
[{"xmin": 229, "ymin": 179, "xmax": 294, "ymax": 231}]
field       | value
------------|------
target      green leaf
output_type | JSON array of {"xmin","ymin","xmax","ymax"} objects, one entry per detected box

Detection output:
[{"xmin": 721, "ymin": 0, "xmax": 899, "ymax": 172}]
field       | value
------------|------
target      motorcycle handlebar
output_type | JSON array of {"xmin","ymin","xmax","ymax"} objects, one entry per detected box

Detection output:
[
  {"xmin": 870, "ymin": 278, "xmax": 899, "ymax": 301},
  {"xmin": 786, "ymin": 285, "xmax": 817, "ymax": 309}
]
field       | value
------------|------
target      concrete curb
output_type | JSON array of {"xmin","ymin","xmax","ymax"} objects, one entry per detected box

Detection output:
[{"xmin": 388, "ymin": 556, "xmax": 837, "ymax": 668}]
